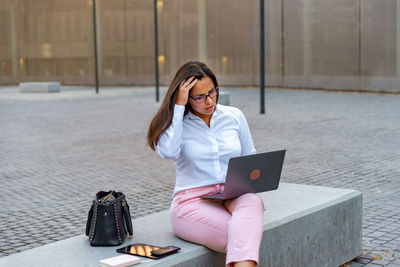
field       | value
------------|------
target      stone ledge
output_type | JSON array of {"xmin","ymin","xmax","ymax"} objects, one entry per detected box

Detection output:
[
  {"xmin": 19, "ymin": 82, "xmax": 61, "ymax": 93},
  {"xmin": 0, "ymin": 183, "xmax": 362, "ymax": 267}
]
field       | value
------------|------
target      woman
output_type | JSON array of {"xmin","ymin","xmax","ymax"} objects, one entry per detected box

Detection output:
[{"xmin": 147, "ymin": 61, "xmax": 264, "ymax": 267}]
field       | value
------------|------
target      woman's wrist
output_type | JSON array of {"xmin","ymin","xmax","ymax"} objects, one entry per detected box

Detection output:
[
  {"xmin": 175, "ymin": 93, "xmax": 188, "ymax": 105},
  {"xmin": 174, "ymin": 104, "xmax": 186, "ymax": 110}
]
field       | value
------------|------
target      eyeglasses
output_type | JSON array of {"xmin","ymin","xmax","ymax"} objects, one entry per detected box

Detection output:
[{"xmin": 189, "ymin": 87, "xmax": 219, "ymax": 103}]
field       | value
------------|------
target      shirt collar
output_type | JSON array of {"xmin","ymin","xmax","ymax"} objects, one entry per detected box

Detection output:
[
  {"xmin": 185, "ymin": 104, "xmax": 220, "ymax": 120},
  {"xmin": 185, "ymin": 111, "xmax": 198, "ymax": 120}
]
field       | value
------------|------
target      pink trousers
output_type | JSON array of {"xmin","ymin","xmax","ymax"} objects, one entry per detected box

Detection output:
[{"xmin": 170, "ymin": 184, "xmax": 264, "ymax": 266}]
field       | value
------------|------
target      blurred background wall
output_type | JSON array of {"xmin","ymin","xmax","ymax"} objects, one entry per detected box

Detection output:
[{"xmin": 0, "ymin": 0, "xmax": 399, "ymax": 92}]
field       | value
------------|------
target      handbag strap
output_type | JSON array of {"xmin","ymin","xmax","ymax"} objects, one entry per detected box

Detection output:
[
  {"xmin": 85, "ymin": 201, "xmax": 94, "ymax": 236},
  {"xmin": 88, "ymin": 202, "xmax": 98, "ymax": 243},
  {"xmin": 113, "ymin": 202, "xmax": 123, "ymax": 244},
  {"xmin": 122, "ymin": 200, "xmax": 133, "ymax": 236}
]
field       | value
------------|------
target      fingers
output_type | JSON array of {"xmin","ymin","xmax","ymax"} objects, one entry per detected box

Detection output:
[
  {"xmin": 175, "ymin": 76, "xmax": 198, "ymax": 105},
  {"xmin": 186, "ymin": 76, "xmax": 196, "ymax": 85},
  {"xmin": 188, "ymin": 78, "xmax": 197, "ymax": 89},
  {"xmin": 180, "ymin": 76, "xmax": 197, "ymax": 90}
]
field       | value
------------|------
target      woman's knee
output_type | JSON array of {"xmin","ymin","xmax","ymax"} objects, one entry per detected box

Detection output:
[
  {"xmin": 170, "ymin": 210, "xmax": 229, "ymax": 253},
  {"xmin": 237, "ymin": 193, "xmax": 264, "ymax": 211},
  {"xmin": 172, "ymin": 219, "xmax": 228, "ymax": 253}
]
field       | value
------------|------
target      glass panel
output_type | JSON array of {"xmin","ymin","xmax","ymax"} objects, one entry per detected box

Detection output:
[
  {"xmin": 97, "ymin": 0, "xmax": 127, "ymax": 85},
  {"xmin": 96, "ymin": 0, "xmax": 155, "ymax": 85},
  {"xmin": 0, "ymin": 1, "xmax": 13, "ymax": 84},
  {"xmin": 157, "ymin": 0, "xmax": 257, "ymax": 85},
  {"xmin": 16, "ymin": 0, "xmax": 94, "ymax": 84},
  {"xmin": 361, "ymin": 0, "xmax": 399, "ymax": 92},
  {"xmin": 264, "ymin": 0, "xmax": 283, "ymax": 87},
  {"xmin": 284, "ymin": 0, "xmax": 359, "ymax": 90},
  {"xmin": 125, "ymin": 0, "xmax": 154, "ymax": 85},
  {"xmin": 205, "ymin": 0, "xmax": 256, "ymax": 85},
  {"xmin": 157, "ymin": 0, "xmax": 200, "ymax": 83}
]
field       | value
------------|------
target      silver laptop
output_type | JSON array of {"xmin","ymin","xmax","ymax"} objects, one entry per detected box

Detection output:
[{"xmin": 201, "ymin": 150, "xmax": 286, "ymax": 200}]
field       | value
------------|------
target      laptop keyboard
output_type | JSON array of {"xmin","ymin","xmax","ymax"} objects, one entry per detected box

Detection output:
[{"xmin": 201, "ymin": 193, "xmax": 224, "ymax": 200}]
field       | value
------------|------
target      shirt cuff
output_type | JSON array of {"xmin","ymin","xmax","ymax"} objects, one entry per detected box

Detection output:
[{"xmin": 173, "ymin": 104, "xmax": 185, "ymax": 122}]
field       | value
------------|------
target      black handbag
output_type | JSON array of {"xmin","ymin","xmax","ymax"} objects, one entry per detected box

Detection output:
[{"xmin": 85, "ymin": 190, "xmax": 133, "ymax": 246}]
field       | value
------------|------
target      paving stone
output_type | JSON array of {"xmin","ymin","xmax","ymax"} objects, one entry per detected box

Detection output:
[
  {"xmin": 349, "ymin": 262, "xmax": 365, "ymax": 267},
  {"xmin": 369, "ymin": 232, "xmax": 388, "ymax": 238},
  {"xmin": 354, "ymin": 257, "xmax": 372, "ymax": 264},
  {"xmin": 383, "ymin": 255, "xmax": 397, "ymax": 262},
  {"xmin": 387, "ymin": 258, "xmax": 400, "ymax": 266},
  {"xmin": 378, "ymin": 237, "xmax": 396, "ymax": 242},
  {"xmin": 371, "ymin": 259, "xmax": 390, "ymax": 265}
]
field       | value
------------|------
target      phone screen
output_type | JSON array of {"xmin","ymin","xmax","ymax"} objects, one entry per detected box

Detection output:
[
  {"xmin": 116, "ymin": 243, "xmax": 162, "ymax": 259},
  {"xmin": 151, "ymin": 246, "xmax": 180, "ymax": 256}
]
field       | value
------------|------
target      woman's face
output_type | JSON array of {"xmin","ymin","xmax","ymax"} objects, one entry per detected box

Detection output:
[{"xmin": 188, "ymin": 76, "xmax": 217, "ymax": 118}]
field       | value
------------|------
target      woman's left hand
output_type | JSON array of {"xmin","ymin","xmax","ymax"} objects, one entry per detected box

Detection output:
[{"xmin": 175, "ymin": 76, "xmax": 197, "ymax": 105}]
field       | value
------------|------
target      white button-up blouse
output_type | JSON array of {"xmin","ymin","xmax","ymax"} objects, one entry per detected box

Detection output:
[{"xmin": 156, "ymin": 104, "xmax": 256, "ymax": 196}]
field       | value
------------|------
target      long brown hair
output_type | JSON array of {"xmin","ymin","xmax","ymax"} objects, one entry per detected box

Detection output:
[{"xmin": 147, "ymin": 60, "xmax": 219, "ymax": 150}]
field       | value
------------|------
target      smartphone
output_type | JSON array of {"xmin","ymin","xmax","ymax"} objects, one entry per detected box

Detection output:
[
  {"xmin": 116, "ymin": 243, "xmax": 181, "ymax": 259},
  {"xmin": 116, "ymin": 243, "xmax": 162, "ymax": 259},
  {"xmin": 150, "ymin": 246, "xmax": 180, "ymax": 257}
]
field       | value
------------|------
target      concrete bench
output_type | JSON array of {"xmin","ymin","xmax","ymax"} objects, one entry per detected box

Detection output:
[
  {"xmin": 19, "ymin": 82, "xmax": 61, "ymax": 93},
  {"xmin": 0, "ymin": 183, "xmax": 362, "ymax": 267}
]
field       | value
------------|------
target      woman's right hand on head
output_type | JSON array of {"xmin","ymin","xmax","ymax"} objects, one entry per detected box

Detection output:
[{"xmin": 175, "ymin": 76, "xmax": 197, "ymax": 105}]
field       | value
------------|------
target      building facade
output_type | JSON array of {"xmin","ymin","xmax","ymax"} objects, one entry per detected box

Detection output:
[{"xmin": 0, "ymin": 0, "xmax": 399, "ymax": 92}]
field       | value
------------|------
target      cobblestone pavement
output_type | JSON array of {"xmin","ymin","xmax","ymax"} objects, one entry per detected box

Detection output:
[{"xmin": 0, "ymin": 86, "xmax": 399, "ymax": 266}]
